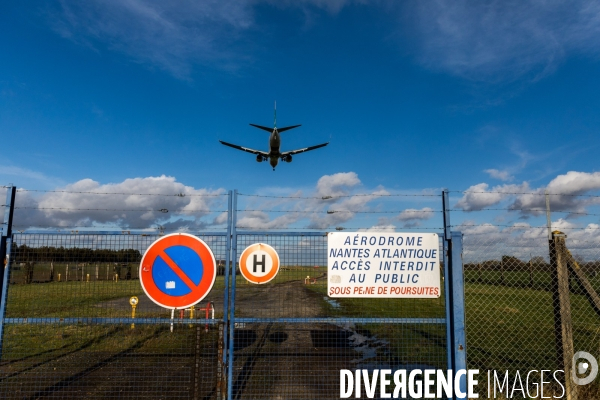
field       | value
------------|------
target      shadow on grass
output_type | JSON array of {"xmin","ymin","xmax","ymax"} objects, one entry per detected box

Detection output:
[
  {"xmin": 0, "ymin": 326, "xmax": 123, "ymax": 382},
  {"xmin": 27, "ymin": 327, "xmax": 168, "ymax": 400}
]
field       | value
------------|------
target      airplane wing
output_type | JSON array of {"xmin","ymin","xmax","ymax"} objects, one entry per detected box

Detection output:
[
  {"xmin": 219, "ymin": 140, "xmax": 269, "ymax": 157},
  {"xmin": 281, "ymin": 142, "xmax": 329, "ymax": 157}
]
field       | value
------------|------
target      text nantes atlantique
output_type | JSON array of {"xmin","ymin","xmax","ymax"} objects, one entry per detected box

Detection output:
[{"xmin": 329, "ymin": 234, "xmax": 438, "ymax": 297}]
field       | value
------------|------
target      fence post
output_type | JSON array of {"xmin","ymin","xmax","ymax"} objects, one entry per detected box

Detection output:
[
  {"xmin": 442, "ymin": 191, "xmax": 468, "ymax": 399},
  {"xmin": 0, "ymin": 186, "xmax": 16, "ymax": 294},
  {"xmin": 0, "ymin": 185, "xmax": 16, "ymax": 359},
  {"xmin": 442, "ymin": 190, "xmax": 452, "ymax": 371},
  {"xmin": 220, "ymin": 190, "xmax": 233, "ymax": 400},
  {"xmin": 450, "ymin": 232, "xmax": 467, "ymax": 399},
  {"xmin": 442, "ymin": 190, "xmax": 451, "ymax": 242},
  {"xmin": 549, "ymin": 231, "xmax": 577, "ymax": 400},
  {"xmin": 227, "ymin": 190, "xmax": 238, "ymax": 400}
]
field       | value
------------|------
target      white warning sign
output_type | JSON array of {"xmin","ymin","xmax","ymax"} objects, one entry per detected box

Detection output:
[{"xmin": 327, "ymin": 232, "xmax": 440, "ymax": 298}]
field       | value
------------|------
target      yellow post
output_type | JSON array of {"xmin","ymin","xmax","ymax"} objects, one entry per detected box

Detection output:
[
  {"xmin": 86, "ymin": 274, "xmax": 90, "ymax": 283},
  {"xmin": 189, "ymin": 306, "xmax": 195, "ymax": 328},
  {"xmin": 130, "ymin": 296, "xmax": 138, "ymax": 329},
  {"xmin": 58, "ymin": 273, "xmax": 61, "ymax": 282},
  {"xmin": 115, "ymin": 274, "xmax": 118, "ymax": 283}
]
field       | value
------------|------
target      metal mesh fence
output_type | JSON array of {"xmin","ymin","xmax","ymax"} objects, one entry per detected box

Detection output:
[
  {"xmin": 0, "ymin": 233, "xmax": 228, "ymax": 399},
  {"xmin": 229, "ymin": 232, "xmax": 447, "ymax": 399},
  {"xmin": 463, "ymin": 229, "xmax": 600, "ymax": 398},
  {"xmin": 9, "ymin": 186, "xmax": 600, "ymax": 398}
]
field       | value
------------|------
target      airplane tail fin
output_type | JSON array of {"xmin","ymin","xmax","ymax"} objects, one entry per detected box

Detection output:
[{"xmin": 249, "ymin": 102, "xmax": 300, "ymax": 132}]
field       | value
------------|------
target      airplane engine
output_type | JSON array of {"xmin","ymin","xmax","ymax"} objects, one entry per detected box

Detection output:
[
  {"xmin": 256, "ymin": 155, "xmax": 263, "ymax": 162},
  {"xmin": 283, "ymin": 154, "xmax": 292, "ymax": 163}
]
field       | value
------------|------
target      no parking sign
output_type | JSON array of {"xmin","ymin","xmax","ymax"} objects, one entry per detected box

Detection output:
[{"xmin": 140, "ymin": 233, "xmax": 216, "ymax": 309}]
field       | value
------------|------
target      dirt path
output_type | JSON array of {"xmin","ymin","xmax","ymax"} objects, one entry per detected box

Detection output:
[
  {"xmin": 230, "ymin": 280, "xmax": 363, "ymax": 399},
  {"xmin": 233, "ymin": 279, "xmax": 323, "ymax": 319}
]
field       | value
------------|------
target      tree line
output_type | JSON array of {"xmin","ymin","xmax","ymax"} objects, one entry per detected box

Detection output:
[
  {"xmin": 465, "ymin": 255, "xmax": 600, "ymax": 273},
  {"xmin": 13, "ymin": 244, "xmax": 142, "ymax": 264}
]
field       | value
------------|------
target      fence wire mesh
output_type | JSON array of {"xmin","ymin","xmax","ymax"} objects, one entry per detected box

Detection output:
[
  {"xmin": 0, "ymin": 233, "xmax": 228, "ymax": 399},
  {"xmin": 463, "ymin": 228, "xmax": 600, "ymax": 398},
  {"xmin": 227, "ymin": 231, "xmax": 447, "ymax": 400}
]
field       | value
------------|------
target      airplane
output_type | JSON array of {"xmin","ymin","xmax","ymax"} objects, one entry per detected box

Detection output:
[{"xmin": 219, "ymin": 102, "xmax": 329, "ymax": 170}]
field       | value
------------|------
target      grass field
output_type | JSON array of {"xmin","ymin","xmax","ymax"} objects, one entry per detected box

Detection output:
[
  {"xmin": 5, "ymin": 266, "xmax": 599, "ymax": 369},
  {"xmin": 465, "ymin": 268, "xmax": 600, "ymax": 293},
  {"xmin": 3, "ymin": 264, "xmax": 600, "ymax": 398}
]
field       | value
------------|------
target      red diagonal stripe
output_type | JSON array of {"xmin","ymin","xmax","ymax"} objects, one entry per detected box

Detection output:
[{"xmin": 159, "ymin": 250, "xmax": 197, "ymax": 291}]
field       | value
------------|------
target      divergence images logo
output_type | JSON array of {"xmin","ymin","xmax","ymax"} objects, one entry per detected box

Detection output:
[{"xmin": 572, "ymin": 351, "xmax": 598, "ymax": 386}]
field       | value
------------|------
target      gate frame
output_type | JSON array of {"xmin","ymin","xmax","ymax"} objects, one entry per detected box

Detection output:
[
  {"xmin": 0, "ymin": 185, "xmax": 16, "ymax": 355},
  {"xmin": 223, "ymin": 190, "xmax": 468, "ymax": 400}
]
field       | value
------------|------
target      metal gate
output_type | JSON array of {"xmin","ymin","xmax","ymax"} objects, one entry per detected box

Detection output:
[
  {"xmin": 0, "ymin": 231, "xmax": 231, "ymax": 399},
  {"xmin": 0, "ymin": 188, "xmax": 466, "ymax": 399}
]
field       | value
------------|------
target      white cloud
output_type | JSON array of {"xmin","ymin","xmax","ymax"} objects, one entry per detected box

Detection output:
[
  {"xmin": 234, "ymin": 172, "xmax": 390, "ymax": 230},
  {"xmin": 12, "ymin": 175, "xmax": 226, "ymax": 230},
  {"xmin": 236, "ymin": 210, "xmax": 301, "ymax": 230},
  {"xmin": 46, "ymin": 1, "xmax": 600, "ymax": 82},
  {"xmin": 407, "ymin": 0, "xmax": 600, "ymax": 81},
  {"xmin": 49, "ymin": 0, "xmax": 359, "ymax": 78},
  {"xmin": 456, "ymin": 171, "xmax": 600, "ymax": 218},
  {"xmin": 0, "ymin": 165, "xmax": 64, "ymax": 188},
  {"xmin": 455, "ymin": 182, "xmax": 530, "ymax": 211},
  {"xmin": 484, "ymin": 169, "xmax": 513, "ymax": 182},
  {"xmin": 395, "ymin": 207, "xmax": 436, "ymax": 228},
  {"xmin": 49, "ymin": 0, "xmax": 259, "ymax": 78},
  {"xmin": 510, "ymin": 171, "xmax": 600, "ymax": 215},
  {"xmin": 397, "ymin": 207, "xmax": 435, "ymax": 222},
  {"xmin": 457, "ymin": 219, "xmax": 600, "ymax": 262},
  {"xmin": 6, "ymin": 171, "xmax": 418, "ymax": 232},
  {"xmin": 358, "ymin": 224, "xmax": 396, "ymax": 232},
  {"xmin": 315, "ymin": 172, "xmax": 361, "ymax": 198},
  {"xmin": 307, "ymin": 187, "xmax": 389, "ymax": 229}
]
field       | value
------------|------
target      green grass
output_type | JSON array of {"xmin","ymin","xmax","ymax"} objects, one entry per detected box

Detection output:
[
  {"xmin": 5, "ymin": 280, "xmax": 145, "ymax": 318},
  {"xmin": 5, "ymin": 276, "xmax": 227, "ymax": 319},
  {"xmin": 5, "ymin": 265, "xmax": 600, "ymax": 390},
  {"xmin": 465, "ymin": 268, "xmax": 600, "ymax": 294},
  {"xmin": 464, "ymin": 281, "xmax": 600, "ymax": 372},
  {"xmin": 303, "ymin": 281, "xmax": 448, "ymax": 366}
]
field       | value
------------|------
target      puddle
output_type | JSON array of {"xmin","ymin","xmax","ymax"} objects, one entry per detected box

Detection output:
[
  {"xmin": 268, "ymin": 331, "xmax": 288, "ymax": 344},
  {"xmin": 310, "ymin": 329, "xmax": 352, "ymax": 348},
  {"xmin": 323, "ymin": 297, "xmax": 341, "ymax": 309},
  {"xmin": 331, "ymin": 321, "xmax": 391, "ymax": 365}
]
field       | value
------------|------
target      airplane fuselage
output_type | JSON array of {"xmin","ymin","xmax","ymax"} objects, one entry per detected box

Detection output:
[{"xmin": 268, "ymin": 129, "xmax": 281, "ymax": 168}]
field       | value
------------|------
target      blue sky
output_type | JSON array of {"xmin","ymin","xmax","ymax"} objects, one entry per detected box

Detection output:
[{"xmin": 2, "ymin": 1, "xmax": 600, "ymax": 239}]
